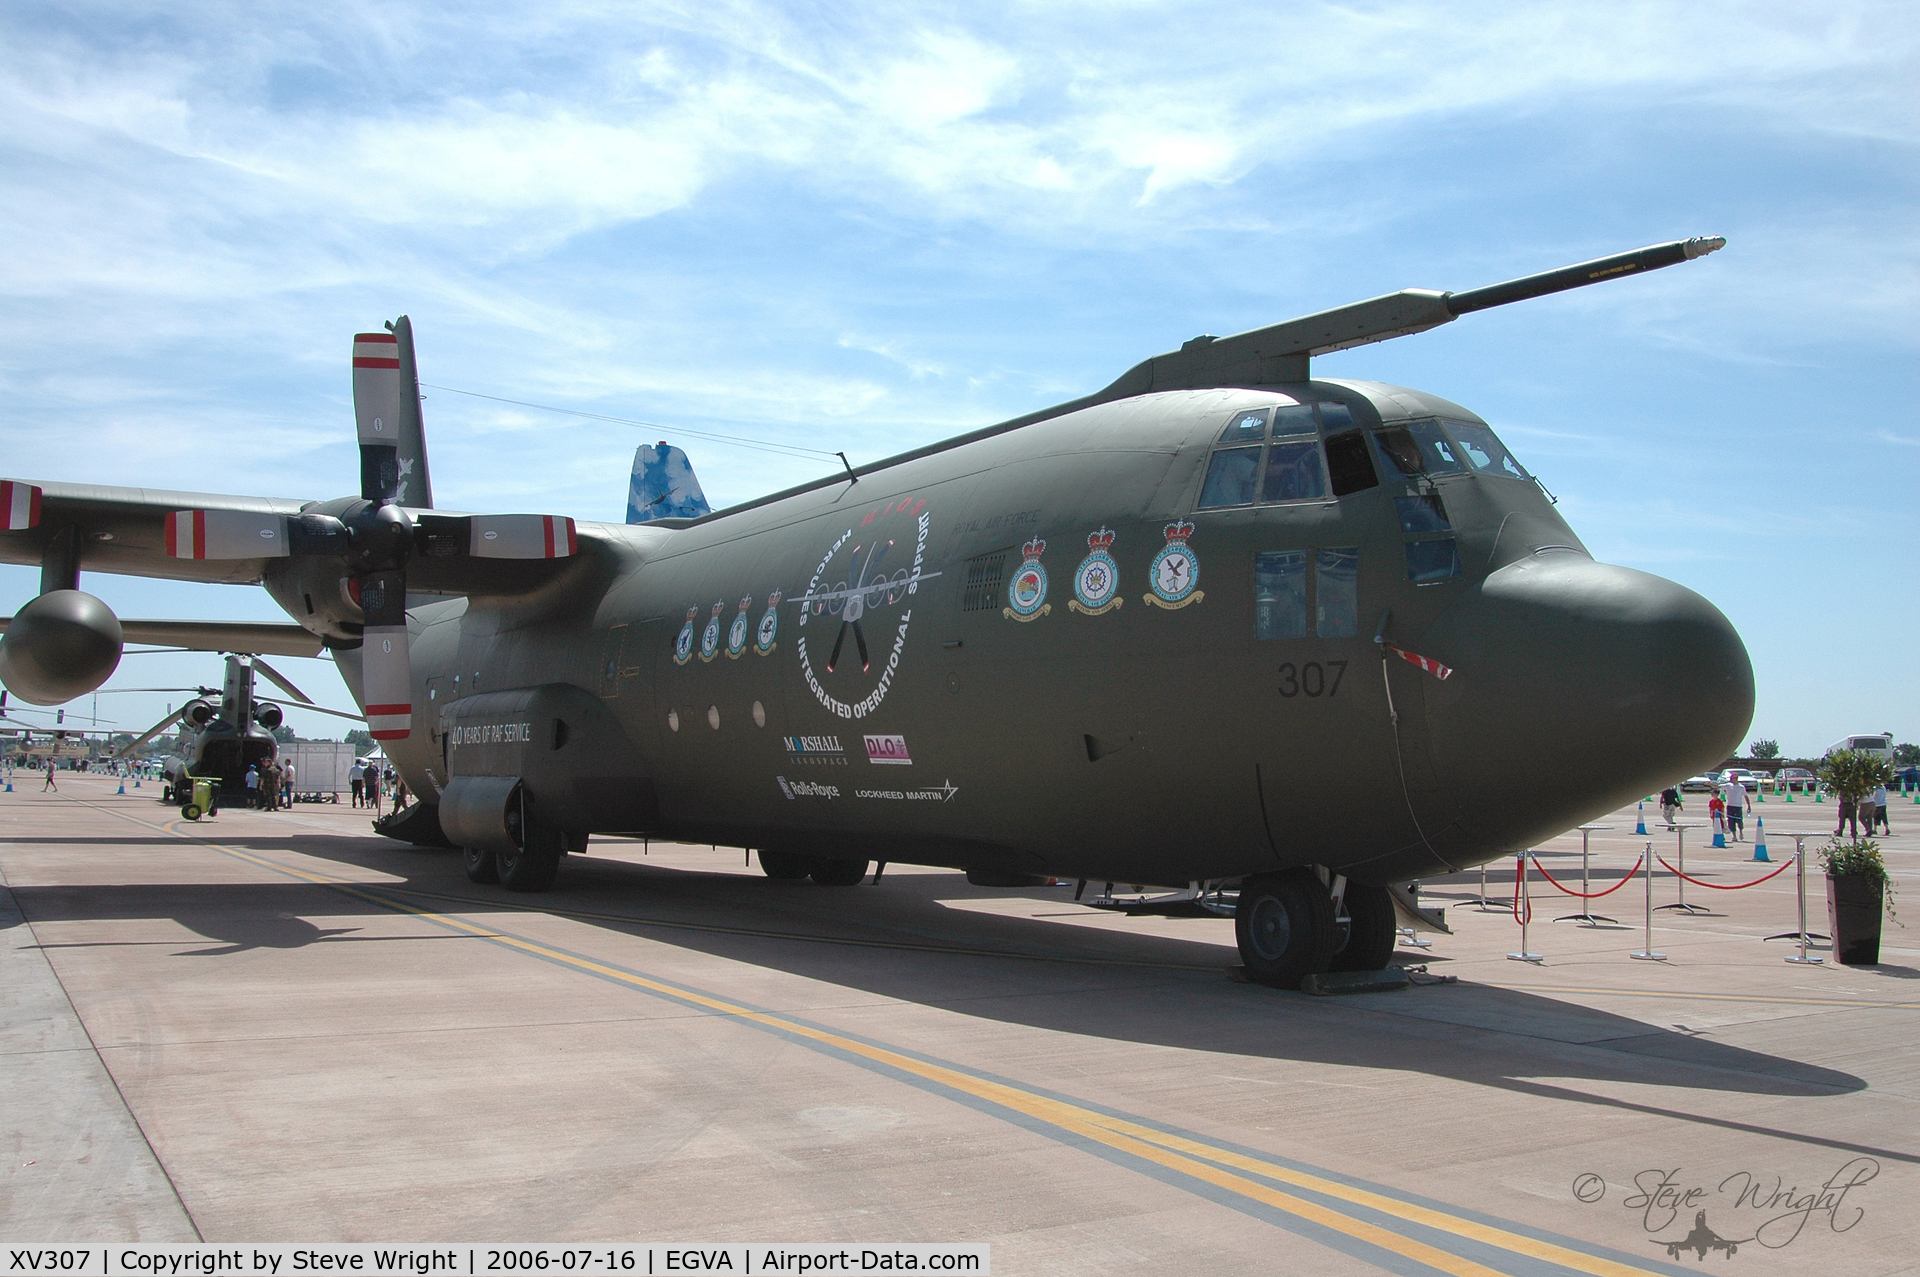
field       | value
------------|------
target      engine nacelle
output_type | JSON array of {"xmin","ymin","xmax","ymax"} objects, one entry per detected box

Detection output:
[
  {"xmin": 254, "ymin": 702, "xmax": 284, "ymax": 730},
  {"xmin": 0, "ymin": 590, "xmax": 123, "ymax": 706},
  {"xmin": 185, "ymin": 699, "xmax": 216, "ymax": 727}
]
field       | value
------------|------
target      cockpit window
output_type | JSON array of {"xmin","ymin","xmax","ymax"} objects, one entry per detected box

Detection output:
[
  {"xmin": 1443, "ymin": 421, "xmax": 1529, "ymax": 480},
  {"xmin": 1369, "ymin": 420, "xmax": 1465, "ymax": 478},
  {"xmin": 1262, "ymin": 437, "xmax": 1328, "ymax": 502},
  {"xmin": 1198, "ymin": 446, "xmax": 1262, "ymax": 508},
  {"xmin": 1218, "ymin": 410, "xmax": 1269, "ymax": 445}
]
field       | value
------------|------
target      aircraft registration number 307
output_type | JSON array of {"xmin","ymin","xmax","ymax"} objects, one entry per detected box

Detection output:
[{"xmin": 1277, "ymin": 659, "xmax": 1346, "ymax": 698}]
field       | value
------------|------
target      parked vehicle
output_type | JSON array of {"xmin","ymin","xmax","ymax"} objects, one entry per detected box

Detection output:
[
  {"xmin": 1680, "ymin": 773, "xmax": 1721, "ymax": 793},
  {"xmin": 1779, "ymin": 766, "xmax": 1815, "ymax": 792},
  {"xmin": 1723, "ymin": 767, "xmax": 1760, "ymax": 792},
  {"xmin": 1825, "ymin": 734, "xmax": 1892, "ymax": 760}
]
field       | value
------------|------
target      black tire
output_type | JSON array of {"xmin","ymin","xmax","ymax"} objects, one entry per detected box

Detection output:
[
  {"xmin": 759, "ymin": 849, "xmax": 811, "ymax": 880},
  {"xmin": 161, "ymin": 784, "xmax": 174, "ymax": 803},
  {"xmin": 1234, "ymin": 868, "xmax": 1336, "ymax": 989},
  {"xmin": 1327, "ymin": 880, "xmax": 1397, "ymax": 973},
  {"xmin": 810, "ymin": 858, "xmax": 870, "ymax": 887},
  {"xmin": 497, "ymin": 827, "xmax": 561, "ymax": 892},
  {"xmin": 181, "ymin": 803, "xmax": 201, "ymax": 821},
  {"xmin": 463, "ymin": 844, "xmax": 500, "ymax": 885}
]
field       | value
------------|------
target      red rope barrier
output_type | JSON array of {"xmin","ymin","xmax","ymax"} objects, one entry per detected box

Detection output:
[
  {"xmin": 1654, "ymin": 856, "xmax": 1793, "ymax": 890},
  {"xmin": 1529, "ymin": 853, "xmax": 1644, "ymax": 898}
]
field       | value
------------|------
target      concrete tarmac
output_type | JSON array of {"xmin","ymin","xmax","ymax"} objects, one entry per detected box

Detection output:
[{"xmin": 3, "ymin": 773, "xmax": 1916, "ymax": 1274}]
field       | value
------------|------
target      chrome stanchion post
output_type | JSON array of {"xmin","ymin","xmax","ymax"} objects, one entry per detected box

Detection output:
[
  {"xmin": 1630, "ymin": 840, "xmax": 1666, "ymax": 961},
  {"xmin": 1654, "ymin": 823, "xmax": 1708, "ymax": 915},
  {"xmin": 1556, "ymin": 824, "xmax": 1616, "ymax": 925},
  {"xmin": 1473, "ymin": 859, "xmax": 1500, "ymax": 911},
  {"xmin": 1507, "ymin": 851, "xmax": 1542, "ymax": 962},
  {"xmin": 1783, "ymin": 836, "xmax": 1823, "ymax": 965}
]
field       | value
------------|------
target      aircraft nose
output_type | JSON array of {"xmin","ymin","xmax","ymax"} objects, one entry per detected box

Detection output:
[{"xmin": 1419, "ymin": 554, "xmax": 1754, "ymax": 818}]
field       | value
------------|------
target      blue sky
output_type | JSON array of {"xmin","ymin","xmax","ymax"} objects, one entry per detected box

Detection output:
[{"xmin": 2, "ymin": 1, "xmax": 1915, "ymax": 756}]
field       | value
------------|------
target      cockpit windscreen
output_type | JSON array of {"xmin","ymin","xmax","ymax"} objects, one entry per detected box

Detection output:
[
  {"xmin": 1369, "ymin": 420, "xmax": 1465, "ymax": 478},
  {"xmin": 1443, "ymin": 421, "xmax": 1530, "ymax": 480}
]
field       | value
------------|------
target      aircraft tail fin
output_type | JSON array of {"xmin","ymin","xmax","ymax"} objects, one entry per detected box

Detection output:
[
  {"xmin": 627, "ymin": 442, "xmax": 711, "ymax": 523},
  {"xmin": 353, "ymin": 316, "xmax": 434, "ymax": 508}
]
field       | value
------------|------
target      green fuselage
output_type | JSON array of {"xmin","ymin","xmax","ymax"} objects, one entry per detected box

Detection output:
[{"xmin": 322, "ymin": 378, "xmax": 1752, "ymax": 887}]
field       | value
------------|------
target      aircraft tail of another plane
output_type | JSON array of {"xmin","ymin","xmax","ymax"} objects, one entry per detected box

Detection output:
[{"xmin": 627, "ymin": 442, "xmax": 711, "ymax": 523}]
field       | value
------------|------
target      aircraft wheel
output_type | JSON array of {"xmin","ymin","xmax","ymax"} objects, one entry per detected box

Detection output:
[
  {"xmin": 463, "ymin": 845, "xmax": 499, "ymax": 885},
  {"xmin": 497, "ymin": 828, "xmax": 561, "ymax": 892},
  {"xmin": 1327, "ymin": 880, "xmax": 1397, "ymax": 973},
  {"xmin": 180, "ymin": 803, "xmax": 201, "ymax": 821},
  {"xmin": 1234, "ymin": 869, "xmax": 1336, "ymax": 989},
  {"xmin": 759, "ymin": 849, "xmax": 810, "ymax": 880},
  {"xmin": 810, "ymin": 858, "xmax": 869, "ymax": 887},
  {"xmin": 161, "ymin": 784, "xmax": 174, "ymax": 803}
]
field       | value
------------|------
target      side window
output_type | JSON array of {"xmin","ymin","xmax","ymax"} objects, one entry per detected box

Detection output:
[
  {"xmin": 1254, "ymin": 552, "xmax": 1307, "ymax": 639},
  {"xmin": 960, "ymin": 550, "xmax": 1007, "ymax": 611},
  {"xmin": 1393, "ymin": 494, "xmax": 1451, "ymax": 535},
  {"xmin": 1255, "ymin": 548, "xmax": 1359, "ymax": 639},
  {"xmin": 1199, "ymin": 447, "xmax": 1262, "ymax": 508},
  {"xmin": 1324, "ymin": 432, "xmax": 1377, "ymax": 496},
  {"xmin": 1404, "ymin": 538, "xmax": 1460, "ymax": 583},
  {"xmin": 1315, "ymin": 548, "xmax": 1358, "ymax": 637}
]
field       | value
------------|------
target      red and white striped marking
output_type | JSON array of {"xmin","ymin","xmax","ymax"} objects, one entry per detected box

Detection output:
[
  {"xmin": 351, "ymin": 332, "xmax": 400, "ymax": 368},
  {"xmin": 164, "ymin": 510, "xmax": 290, "ymax": 559},
  {"xmin": 469, "ymin": 514, "xmax": 578, "ymax": 559},
  {"xmin": 362, "ymin": 624, "xmax": 412, "ymax": 741},
  {"xmin": 0, "ymin": 481, "xmax": 42, "ymax": 531},
  {"xmin": 1388, "ymin": 644, "xmax": 1453, "ymax": 680},
  {"xmin": 354, "ymin": 332, "xmax": 401, "ymax": 444}
]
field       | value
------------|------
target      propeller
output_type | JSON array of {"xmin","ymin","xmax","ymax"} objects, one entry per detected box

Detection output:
[{"xmin": 158, "ymin": 318, "xmax": 580, "ymax": 742}]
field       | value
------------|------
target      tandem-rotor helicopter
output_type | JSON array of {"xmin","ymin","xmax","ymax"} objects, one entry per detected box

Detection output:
[{"xmin": 0, "ymin": 237, "xmax": 1753, "ymax": 987}]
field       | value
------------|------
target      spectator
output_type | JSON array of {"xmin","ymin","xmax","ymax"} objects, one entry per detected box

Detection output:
[
  {"xmin": 1719, "ymin": 777, "xmax": 1749, "ymax": 842},
  {"xmin": 244, "ymin": 764, "xmax": 260, "ymax": 808}
]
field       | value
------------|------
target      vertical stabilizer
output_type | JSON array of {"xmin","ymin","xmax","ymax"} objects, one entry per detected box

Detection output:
[
  {"xmin": 627, "ymin": 442, "xmax": 711, "ymax": 523},
  {"xmin": 352, "ymin": 316, "xmax": 434, "ymax": 508}
]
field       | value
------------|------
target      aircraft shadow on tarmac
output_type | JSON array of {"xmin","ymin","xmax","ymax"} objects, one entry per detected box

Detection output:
[{"xmin": 14, "ymin": 827, "xmax": 1913, "ymax": 1166}]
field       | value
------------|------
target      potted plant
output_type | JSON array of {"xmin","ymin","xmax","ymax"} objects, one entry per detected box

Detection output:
[{"xmin": 1818, "ymin": 837, "xmax": 1897, "ymax": 965}]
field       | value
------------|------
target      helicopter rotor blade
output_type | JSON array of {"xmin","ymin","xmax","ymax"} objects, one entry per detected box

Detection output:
[
  {"xmin": 251, "ymin": 658, "xmax": 318, "ymax": 706},
  {"xmin": 117, "ymin": 706, "xmax": 190, "ymax": 758}
]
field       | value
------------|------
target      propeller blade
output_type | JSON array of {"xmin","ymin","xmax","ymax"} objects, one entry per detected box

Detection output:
[
  {"xmin": 1, "ymin": 481, "xmax": 42, "ymax": 530},
  {"xmin": 827, "ymin": 620, "xmax": 848, "ymax": 674},
  {"xmin": 163, "ymin": 511, "xmax": 345, "ymax": 560},
  {"xmin": 251, "ymin": 657, "xmax": 317, "ymax": 705},
  {"xmin": 165, "ymin": 510, "xmax": 290, "ymax": 559},
  {"xmin": 468, "ymin": 514, "xmax": 578, "ymax": 559},
  {"xmin": 356, "ymin": 569, "xmax": 411, "ymax": 741},
  {"xmin": 117, "ymin": 705, "xmax": 190, "ymax": 758},
  {"xmin": 853, "ymin": 620, "xmax": 869, "ymax": 672},
  {"xmin": 354, "ymin": 321, "xmax": 432, "ymax": 507}
]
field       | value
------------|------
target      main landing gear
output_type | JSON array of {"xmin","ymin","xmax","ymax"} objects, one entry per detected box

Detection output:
[{"xmin": 1233, "ymin": 870, "xmax": 1397, "ymax": 989}]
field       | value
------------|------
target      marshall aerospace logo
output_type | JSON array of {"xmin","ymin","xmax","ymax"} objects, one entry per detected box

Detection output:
[
  {"xmin": 783, "ymin": 734, "xmax": 847, "ymax": 766},
  {"xmin": 792, "ymin": 498, "xmax": 939, "ymax": 721}
]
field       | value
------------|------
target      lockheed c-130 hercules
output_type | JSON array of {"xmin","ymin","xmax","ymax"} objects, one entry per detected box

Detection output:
[{"xmin": 0, "ymin": 236, "xmax": 1753, "ymax": 988}]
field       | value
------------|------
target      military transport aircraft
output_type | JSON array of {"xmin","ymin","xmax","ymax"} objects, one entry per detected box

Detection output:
[{"xmin": 0, "ymin": 239, "xmax": 1754, "ymax": 987}]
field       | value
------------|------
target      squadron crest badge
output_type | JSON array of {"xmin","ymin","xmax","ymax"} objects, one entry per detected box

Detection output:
[
  {"xmin": 755, "ymin": 589, "xmax": 782, "ymax": 655},
  {"xmin": 699, "ymin": 600, "xmax": 724, "ymax": 662},
  {"xmin": 673, "ymin": 606, "xmax": 698, "ymax": 665},
  {"xmin": 1069, "ymin": 527, "xmax": 1123, "ymax": 615},
  {"xmin": 726, "ymin": 596, "xmax": 752, "ymax": 658},
  {"xmin": 1146, "ymin": 520, "xmax": 1204, "ymax": 609},
  {"xmin": 1004, "ymin": 537, "xmax": 1050, "ymax": 621}
]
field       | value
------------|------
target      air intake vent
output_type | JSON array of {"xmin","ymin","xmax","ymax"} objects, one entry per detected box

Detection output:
[{"xmin": 960, "ymin": 551, "xmax": 1008, "ymax": 612}]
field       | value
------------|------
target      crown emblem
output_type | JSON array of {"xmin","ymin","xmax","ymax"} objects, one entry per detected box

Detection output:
[
  {"xmin": 1087, "ymin": 527, "xmax": 1116, "ymax": 552},
  {"xmin": 737, "ymin": 596, "xmax": 752, "ymax": 613},
  {"xmin": 711, "ymin": 600, "xmax": 725, "ymax": 616},
  {"xmin": 766, "ymin": 589, "xmax": 782, "ymax": 608},
  {"xmin": 1021, "ymin": 537, "xmax": 1047, "ymax": 560},
  {"xmin": 685, "ymin": 607, "xmax": 698, "ymax": 621},
  {"xmin": 1163, "ymin": 520, "xmax": 1195, "ymax": 544}
]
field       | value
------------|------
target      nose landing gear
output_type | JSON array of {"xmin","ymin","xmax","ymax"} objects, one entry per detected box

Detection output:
[{"xmin": 1234, "ymin": 871, "xmax": 1400, "ymax": 987}]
